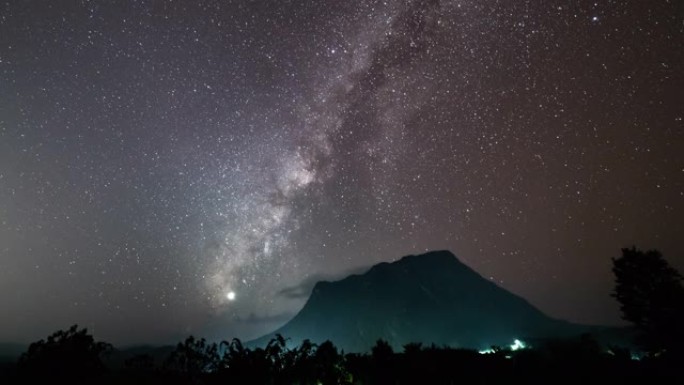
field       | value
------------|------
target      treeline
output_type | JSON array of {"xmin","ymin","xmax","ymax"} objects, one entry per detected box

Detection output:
[
  {"xmin": 2, "ymin": 246, "xmax": 682, "ymax": 383},
  {"xmin": 0, "ymin": 326, "xmax": 681, "ymax": 384}
]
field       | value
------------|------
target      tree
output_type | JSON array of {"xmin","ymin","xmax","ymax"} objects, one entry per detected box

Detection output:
[
  {"xmin": 612, "ymin": 247, "xmax": 684, "ymax": 355},
  {"xmin": 218, "ymin": 338, "xmax": 252, "ymax": 381},
  {"xmin": 371, "ymin": 339, "xmax": 394, "ymax": 361},
  {"xmin": 163, "ymin": 335, "xmax": 220, "ymax": 378},
  {"xmin": 313, "ymin": 340, "xmax": 350, "ymax": 385},
  {"xmin": 18, "ymin": 325, "xmax": 112, "ymax": 383},
  {"xmin": 370, "ymin": 339, "xmax": 395, "ymax": 385}
]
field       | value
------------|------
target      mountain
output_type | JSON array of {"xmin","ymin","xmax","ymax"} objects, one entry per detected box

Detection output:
[{"xmin": 253, "ymin": 250, "xmax": 616, "ymax": 352}]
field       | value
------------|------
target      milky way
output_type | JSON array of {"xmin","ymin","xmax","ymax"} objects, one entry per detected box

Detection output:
[{"xmin": 0, "ymin": 0, "xmax": 682, "ymax": 345}]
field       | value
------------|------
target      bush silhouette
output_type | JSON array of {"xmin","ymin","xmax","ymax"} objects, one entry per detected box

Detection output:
[{"xmin": 17, "ymin": 325, "xmax": 111, "ymax": 383}]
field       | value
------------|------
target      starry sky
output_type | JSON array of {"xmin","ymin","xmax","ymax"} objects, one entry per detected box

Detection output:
[{"xmin": 0, "ymin": 0, "xmax": 682, "ymax": 346}]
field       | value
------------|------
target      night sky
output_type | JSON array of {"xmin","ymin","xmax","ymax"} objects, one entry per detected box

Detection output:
[{"xmin": 0, "ymin": 0, "xmax": 682, "ymax": 346}]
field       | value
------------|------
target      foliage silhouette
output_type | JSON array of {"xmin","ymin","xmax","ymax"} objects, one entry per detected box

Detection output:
[
  {"xmin": 612, "ymin": 247, "xmax": 684, "ymax": 356},
  {"xmin": 4, "ymin": 329, "xmax": 684, "ymax": 384},
  {"xmin": 17, "ymin": 325, "xmax": 112, "ymax": 383},
  {"xmin": 164, "ymin": 335, "xmax": 220, "ymax": 380}
]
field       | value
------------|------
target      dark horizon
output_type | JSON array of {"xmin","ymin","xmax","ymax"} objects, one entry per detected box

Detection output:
[{"xmin": 0, "ymin": 0, "xmax": 682, "ymax": 346}]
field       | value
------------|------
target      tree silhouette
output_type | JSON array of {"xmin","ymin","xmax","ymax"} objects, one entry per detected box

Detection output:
[
  {"xmin": 17, "ymin": 325, "xmax": 112, "ymax": 383},
  {"xmin": 218, "ymin": 338, "xmax": 252, "ymax": 381},
  {"xmin": 9, "ymin": 330, "xmax": 681, "ymax": 384},
  {"xmin": 370, "ymin": 339, "xmax": 395, "ymax": 385},
  {"xmin": 313, "ymin": 340, "xmax": 350, "ymax": 384},
  {"xmin": 163, "ymin": 335, "xmax": 220, "ymax": 380},
  {"xmin": 612, "ymin": 247, "xmax": 684, "ymax": 356},
  {"xmin": 281, "ymin": 338, "xmax": 315, "ymax": 383},
  {"xmin": 218, "ymin": 336, "xmax": 280, "ymax": 383},
  {"xmin": 371, "ymin": 339, "xmax": 394, "ymax": 360}
]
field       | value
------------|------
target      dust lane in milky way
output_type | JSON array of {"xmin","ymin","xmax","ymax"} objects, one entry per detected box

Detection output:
[{"xmin": 0, "ymin": 0, "xmax": 681, "ymax": 344}]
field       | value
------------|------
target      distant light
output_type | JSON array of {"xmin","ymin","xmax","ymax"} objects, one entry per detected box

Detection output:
[
  {"xmin": 479, "ymin": 339, "xmax": 527, "ymax": 354},
  {"xmin": 510, "ymin": 339, "xmax": 526, "ymax": 351},
  {"xmin": 592, "ymin": 16, "xmax": 599, "ymax": 22},
  {"xmin": 226, "ymin": 291, "xmax": 236, "ymax": 301}
]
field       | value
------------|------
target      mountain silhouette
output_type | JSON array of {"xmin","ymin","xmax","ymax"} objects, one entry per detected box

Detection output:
[{"xmin": 253, "ymin": 250, "xmax": 612, "ymax": 352}]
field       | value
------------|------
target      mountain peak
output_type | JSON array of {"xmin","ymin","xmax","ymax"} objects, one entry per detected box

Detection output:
[
  {"xmin": 365, "ymin": 250, "xmax": 462, "ymax": 274},
  {"xmin": 394, "ymin": 249, "xmax": 459, "ymax": 265}
]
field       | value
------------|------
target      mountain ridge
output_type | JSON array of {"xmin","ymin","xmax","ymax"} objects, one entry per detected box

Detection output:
[{"xmin": 252, "ymin": 250, "xmax": 619, "ymax": 352}]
